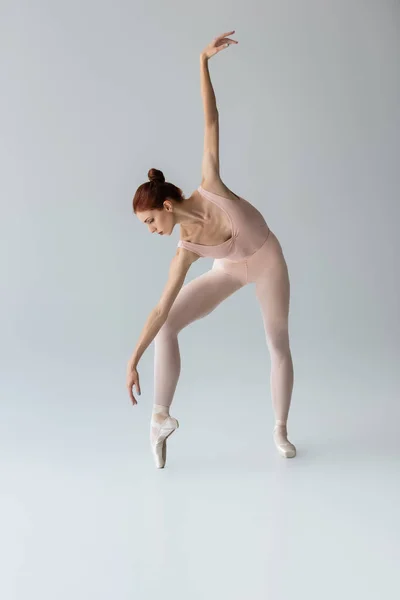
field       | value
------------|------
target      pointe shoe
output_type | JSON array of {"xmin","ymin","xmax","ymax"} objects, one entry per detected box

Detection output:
[
  {"xmin": 273, "ymin": 423, "xmax": 296, "ymax": 458},
  {"xmin": 150, "ymin": 416, "xmax": 179, "ymax": 469}
]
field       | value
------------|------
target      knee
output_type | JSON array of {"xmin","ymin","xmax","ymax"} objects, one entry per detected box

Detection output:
[
  {"xmin": 267, "ymin": 328, "xmax": 290, "ymax": 358},
  {"xmin": 155, "ymin": 317, "xmax": 179, "ymax": 341}
]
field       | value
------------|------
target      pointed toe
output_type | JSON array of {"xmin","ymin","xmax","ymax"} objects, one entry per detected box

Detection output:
[{"xmin": 150, "ymin": 416, "xmax": 179, "ymax": 469}]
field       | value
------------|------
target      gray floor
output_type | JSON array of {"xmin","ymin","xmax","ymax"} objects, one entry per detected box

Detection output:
[{"xmin": 2, "ymin": 358, "xmax": 399, "ymax": 600}]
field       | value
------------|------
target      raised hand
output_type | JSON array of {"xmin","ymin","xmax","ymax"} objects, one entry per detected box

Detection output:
[{"xmin": 201, "ymin": 30, "xmax": 238, "ymax": 60}]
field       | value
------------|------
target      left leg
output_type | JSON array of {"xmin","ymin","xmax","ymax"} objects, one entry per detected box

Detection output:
[
  {"xmin": 255, "ymin": 261, "xmax": 294, "ymax": 426},
  {"xmin": 248, "ymin": 232, "xmax": 296, "ymax": 457}
]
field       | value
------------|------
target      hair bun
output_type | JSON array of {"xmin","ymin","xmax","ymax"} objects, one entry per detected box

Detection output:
[{"xmin": 148, "ymin": 168, "xmax": 165, "ymax": 184}]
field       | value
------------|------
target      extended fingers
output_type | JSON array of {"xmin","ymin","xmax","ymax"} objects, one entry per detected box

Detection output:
[
  {"xmin": 127, "ymin": 384, "xmax": 137, "ymax": 405},
  {"xmin": 216, "ymin": 39, "xmax": 237, "ymax": 53},
  {"xmin": 216, "ymin": 37, "xmax": 238, "ymax": 52},
  {"xmin": 217, "ymin": 30, "xmax": 235, "ymax": 40},
  {"xmin": 133, "ymin": 371, "xmax": 141, "ymax": 396}
]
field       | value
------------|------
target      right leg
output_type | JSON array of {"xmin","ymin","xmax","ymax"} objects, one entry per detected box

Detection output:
[
  {"xmin": 150, "ymin": 265, "xmax": 246, "ymax": 467},
  {"xmin": 153, "ymin": 265, "xmax": 246, "ymax": 410}
]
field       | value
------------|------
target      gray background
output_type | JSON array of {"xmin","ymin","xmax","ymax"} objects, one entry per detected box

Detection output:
[{"xmin": 1, "ymin": 1, "xmax": 399, "ymax": 599}]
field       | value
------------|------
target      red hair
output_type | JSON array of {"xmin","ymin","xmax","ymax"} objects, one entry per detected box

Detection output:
[{"xmin": 133, "ymin": 168, "xmax": 185, "ymax": 214}]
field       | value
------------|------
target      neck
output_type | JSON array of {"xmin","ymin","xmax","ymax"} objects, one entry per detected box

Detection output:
[{"xmin": 174, "ymin": 193, "xmax": 206, "ymax": 227}]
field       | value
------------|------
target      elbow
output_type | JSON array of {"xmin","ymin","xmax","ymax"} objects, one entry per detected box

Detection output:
[
  {"xmin": 206, "ymin": 111, "xmax": 219, "ymax": 126},
  {"xmin": 154, "ymin": 304, "xmax": 169, "ymax": 322}
]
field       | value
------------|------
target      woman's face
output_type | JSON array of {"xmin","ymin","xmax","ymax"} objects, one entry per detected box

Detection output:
[{"xmin": 137, "ymin": 202, "xmax": 175, "ymax": 236}]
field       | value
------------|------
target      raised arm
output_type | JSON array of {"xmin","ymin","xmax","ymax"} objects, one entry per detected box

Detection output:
[
  {"xmin": 200, "ymin": 31, "xmax": 238, "ymax": 184},
  {"xmin": 200, "ymin": 56, "xmax": 220, "ymax": 182}
]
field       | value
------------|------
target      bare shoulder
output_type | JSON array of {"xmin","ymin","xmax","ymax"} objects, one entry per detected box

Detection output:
[
  {"xmin": 175, "ymin": 244, "xmax": 200, "ymax": 264},
  {"xmin": 200, "ymin": 176, "xmax": 241, "ymax": 202}
]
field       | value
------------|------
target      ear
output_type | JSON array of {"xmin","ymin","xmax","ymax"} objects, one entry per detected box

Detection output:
[{"xmin": 164, "ymin": 200, "xmax": 173, "ymax": 212}]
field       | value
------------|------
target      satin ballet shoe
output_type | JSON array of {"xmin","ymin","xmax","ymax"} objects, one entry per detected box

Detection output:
[
  {"xmin": 273, "ymin": 423, "xmax": 296, "ymax": 458},
  {"xmin": 150, "ymin": 416, "xmax": 179, "ymax": 469}
]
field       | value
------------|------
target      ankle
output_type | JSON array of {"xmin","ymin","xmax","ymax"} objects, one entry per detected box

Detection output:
[
  {"xmin": 152, "ymin": 404, "xmax": 170, "ymax": 416},
  {"xmin": 152, "ymin": 405, "xmax": 170, "ymax": 425}
]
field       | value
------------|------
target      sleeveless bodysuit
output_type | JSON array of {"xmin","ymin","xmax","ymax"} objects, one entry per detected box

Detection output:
[{"xmin": 177, "ymin": 186, "xmax": 270, "ymax": 262}]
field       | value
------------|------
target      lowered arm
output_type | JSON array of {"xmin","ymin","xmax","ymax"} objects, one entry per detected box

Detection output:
[{"xmin": 130, "ymin": 249, "xmax": 198, "ymax": 367}]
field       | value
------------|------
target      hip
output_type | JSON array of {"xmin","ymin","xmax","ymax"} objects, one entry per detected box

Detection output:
[{"xmin": 211, "ymin": 229, "xmax": 288, "ymax": 285}]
